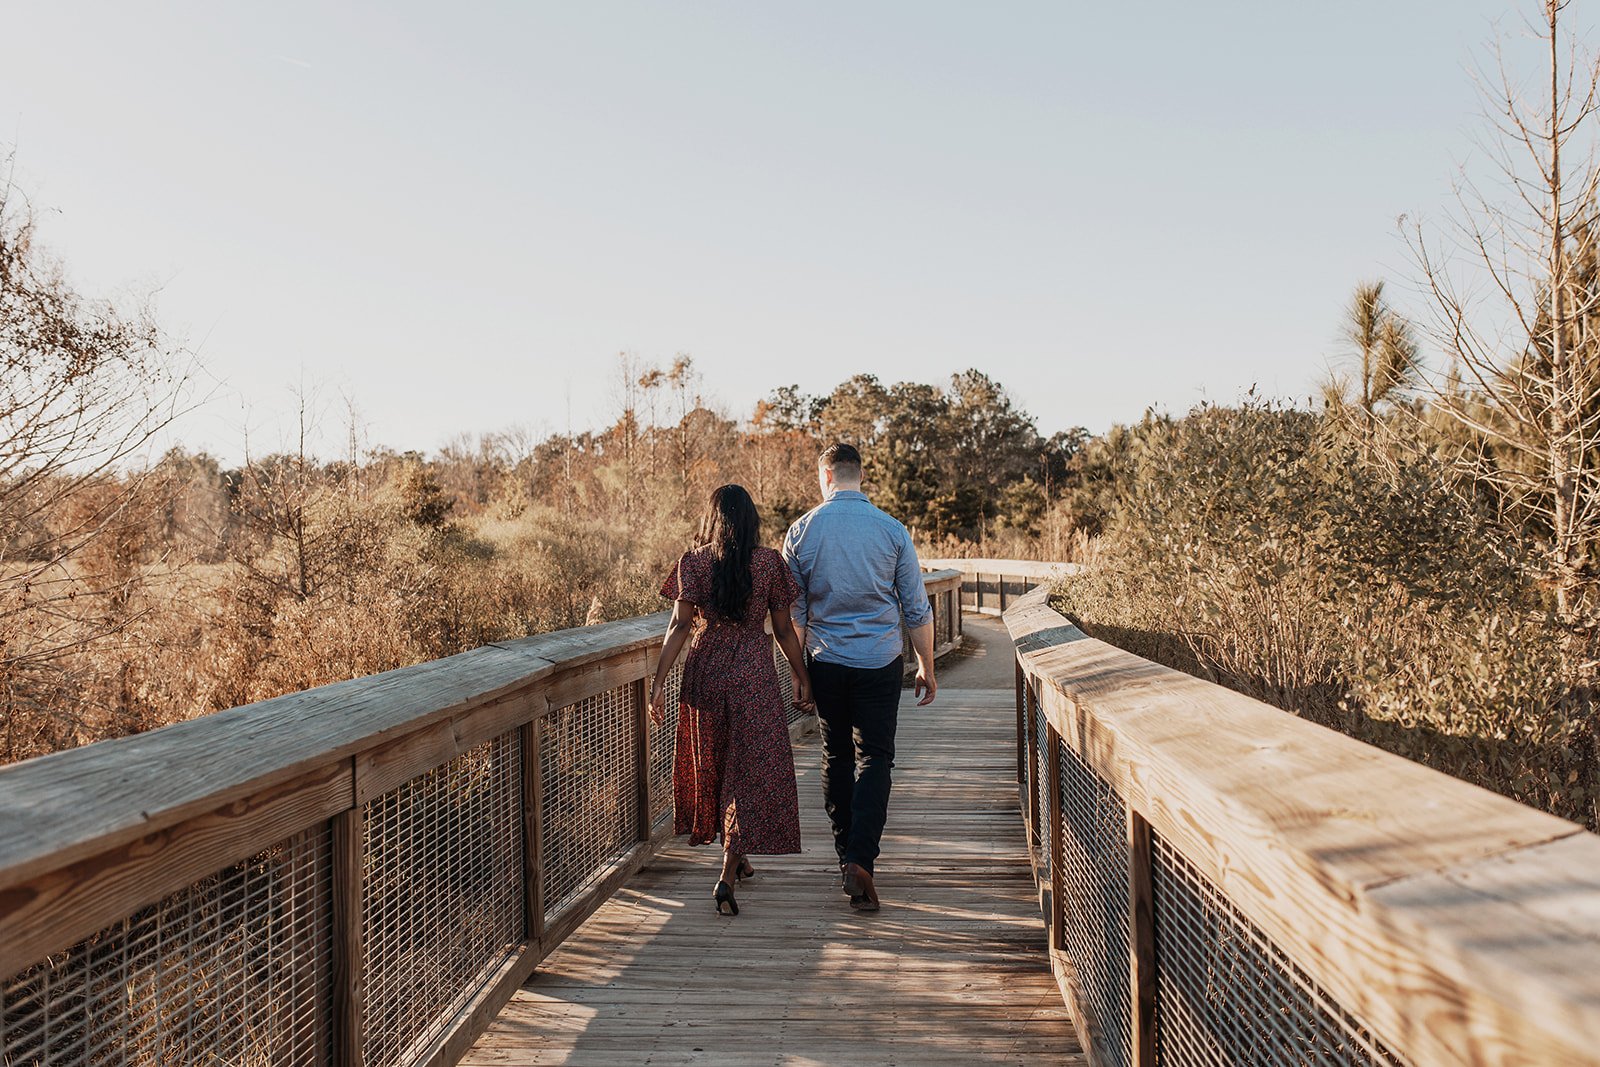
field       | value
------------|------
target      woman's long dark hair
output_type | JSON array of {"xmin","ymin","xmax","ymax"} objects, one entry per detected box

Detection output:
[{"xmin": 702, "ymin": 484, "xmax": 761, "ymax": 621}]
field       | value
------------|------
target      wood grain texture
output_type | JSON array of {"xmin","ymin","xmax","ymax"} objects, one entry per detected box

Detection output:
[
  {"xmin": 333, "ymin": 806, "xmax": 365, "ymax": 1067},
  {"xmin": 0, "ymin": 759, "xmax": 351, "ymax": 980},
  {"xmin": 0, "ymin": 613, "xmax": 670, "ymax": 894},
  {"xmin": 1126, "ymin": 812, "xmax": 1155, "ymax": 1067},
  {"xmin": 1003, "ymin": 585, "xmax": 1600, "ymax": 1067},
  {"xmin": 461, "ymin": 682, "xmax": 1083, "ymax": 1066}
]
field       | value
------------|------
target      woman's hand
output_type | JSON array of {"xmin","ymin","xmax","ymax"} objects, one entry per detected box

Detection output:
[
  {"xmin": 648, "ymin": 680, "xmax": 667, "ymax": 726},
  {"xmin": 793, "ymin": 671, "xmax": 814, "ymax": 712}
]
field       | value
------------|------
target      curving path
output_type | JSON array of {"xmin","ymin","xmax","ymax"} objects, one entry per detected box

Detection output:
[{"xmin": 463, "ymin": 615, "xmax": 1082, "ymax": 1066}]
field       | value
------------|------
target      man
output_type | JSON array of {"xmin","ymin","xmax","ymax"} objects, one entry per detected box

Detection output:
[{"xmin": 782, "ymin": 442, "xmax": 937, "ymax": 912}]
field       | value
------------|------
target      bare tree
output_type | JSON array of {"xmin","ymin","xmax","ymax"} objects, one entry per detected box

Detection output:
[
  {"xmin": 0, "ymin": 171, "xmax": 192, "ymax": 725},
  {"xmin": 1412, "ymin": 1, "xmax": 1600, "ymax": 618}
]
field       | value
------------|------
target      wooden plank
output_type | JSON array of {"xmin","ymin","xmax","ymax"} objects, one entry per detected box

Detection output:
[
  {"xmin": 521, "ymin": 719, "xmax": 543, "ymax": 941},
  {"xmin": 0, "ymin": 759, "xmax": 352, "ymax": 980},
  {"xmin": 355, "ymin": 689, "xmax": 541, "ymax": 806},
  {"xmin": 0, "ymin": 613, "xmax": 670, "ymax": 894},
  {"xmin": 1047, "ymin": 720, "xmax": 1064, "ymax": 951},
  {"xmin": 539, "ymin": 648, "xmax": 649, "ymax": 712},
  {"xmin": 1127, "ymin": 810, "xmax": 1155, "ymax": 1067},
  {"xmin": 332, "ymin": 805, "xmax": 365, "ymax": 1067},
  {"xmin": 631, "ymin": 678, "xmax": 650, "ymax": 843},
  {"xmin": 462, "ymin": 651, "xmax": 1079, "ymax": 1065},
  {"xmin": 1002, "ymin": 585, "xmax": 1600, "ymax": 1067}
]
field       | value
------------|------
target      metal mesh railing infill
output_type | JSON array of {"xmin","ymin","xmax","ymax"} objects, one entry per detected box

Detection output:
[
  {"xmin": 541, "ymin": 684, "xmax": 641, "ymax": 922},
  {"xmin": 361, "ymin": 729, "xmax": 524, "ymax": 1067},
  {"xmin": 1151, "ymin": 834, "xmax": 1406, "ymax": 1067},
  {"xmin": 1058, "ymin": 737, "xmax": 1132, "ymax": 1067},
  {"xmin": 1, "ymin": 825, "xmax": 334, "ymax": 1067},
  {"xmin": 651, "ymin": 662, "xmax": 684, "ymax": 830}
]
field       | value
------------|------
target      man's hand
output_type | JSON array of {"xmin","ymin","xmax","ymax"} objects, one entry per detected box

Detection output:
[{"xmin": 907, "ymin": 619, "xmax": 937, "ymax": 705}]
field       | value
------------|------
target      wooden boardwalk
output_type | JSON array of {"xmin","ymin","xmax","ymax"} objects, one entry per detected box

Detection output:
[{"xmin": 463, "ymin": 620, "xmax": 1082, "ymax": 1066}]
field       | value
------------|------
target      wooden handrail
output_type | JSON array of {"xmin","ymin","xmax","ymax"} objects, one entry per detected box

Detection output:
[
  {"xmin": 0, "ymin": 569, "xmax": 966, "ymax": 1067},
  {"xmin": 1004, "ymin": 584, "xmax": 1600, "ymax": 1066}
]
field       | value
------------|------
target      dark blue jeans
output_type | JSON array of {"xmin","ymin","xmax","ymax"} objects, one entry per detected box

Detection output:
[{"xmin": 809, "ymin": 654, "xmax": 903, "ymax": 875}]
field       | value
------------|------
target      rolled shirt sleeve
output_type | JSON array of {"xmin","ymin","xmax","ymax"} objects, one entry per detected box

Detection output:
[{"xmin": 893, "ymin": 528, "xmax": 933, "ymax": 628}]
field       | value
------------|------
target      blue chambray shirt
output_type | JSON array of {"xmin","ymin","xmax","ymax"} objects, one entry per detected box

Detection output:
[{"xmin": 782, "ymin": 490, "xmax": 933, "ymax": 669}]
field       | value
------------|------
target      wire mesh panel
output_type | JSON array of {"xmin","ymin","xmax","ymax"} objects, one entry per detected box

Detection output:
[
  {"xmin": 1151, "ymin": 833, "xmax": 1407, "ymax": 1067},
  {"xmin": 541, "ymin": 685, "xmax": 641, "ymax": 922},
  {"xmin": 772, "ymin": 638, "xmax": 805, "ymax": 728},
  {"xmin": 1058, "ymin": 738, "xmax": 1133, "ymax": 1067},
  {"xmin": 652, "ymin": 663, "xmax": 683, "ymax": 829},
  {"xmin": 1, "ymin": 825, "xmax": 333, "ymax": 1067},
  {"xmin": 362, "ymin": 730, "xmax": 523, "ymax": 1067}
]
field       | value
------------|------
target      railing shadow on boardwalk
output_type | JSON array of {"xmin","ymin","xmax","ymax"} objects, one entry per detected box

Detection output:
[
  {"xmin": 4, "ymin": 560, "xmax": 1600, "ymax": 1066},
  {"xmin": 469, "ymin": 659, "xmax": 1076, "ymax": 1066}
]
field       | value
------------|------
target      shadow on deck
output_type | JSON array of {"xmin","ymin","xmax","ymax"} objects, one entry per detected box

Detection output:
[{"xmin": 463, "ymin": 616, "xmax": 1084, "ymax": 1066}]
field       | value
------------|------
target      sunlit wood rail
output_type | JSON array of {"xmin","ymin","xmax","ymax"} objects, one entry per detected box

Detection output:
[
  {"xmin": 0, "ymin": 571, "xmax": 961, "ymax": 1066},
  {"xmin": 462, "ymin": 663, "xmax": 1078, "ymax": 1066},
  {"xmin": 7, "ymin": 554, "xmax": 1600, "ymax": 1066},
  {"xmin": 998, "ymin": 576, "xmax": 1600, "ymax": 1067}
]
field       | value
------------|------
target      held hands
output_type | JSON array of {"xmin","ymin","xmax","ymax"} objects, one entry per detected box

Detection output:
[
  {"xmin": 791, "ymin": 670, "xmax": 815, "ymax": 712},
  {"xmin": 914, "ymin": 666, "xmax": 937, "ymax": 707}
]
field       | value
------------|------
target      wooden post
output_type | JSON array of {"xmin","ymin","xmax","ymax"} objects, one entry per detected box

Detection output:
[
  {"xmin": 1128, "ymin": 810, "xmax": 1157, "ymax": 1067},
  {"xmin": 975, "ymin": 572, "xmax": 984, "ymax": 613},
  {"xmin": 331, "ymin": 805, "xmax": 365, "ymax": 1067},
  {"xmin": 1047, "ymin": 721, "xmax": 1065, "ymax": 949},
  {"xmin": 632, "ymin": 677, "xmax": 651, "ymax": 842},
  {"xmin": 1015, "ymin": 659, "xmax": 1026, "ymax": 785},
  {"xmin": 999, "ymin": 574, "xmax": 1009, "ymax": 612},
  {"xmin": 1025, "ymin": 685, "xmax": 1041, "ymax": 840},
  {"xmin": 522, "ymin": 718, "xmax": 545, "ymax": 942}
]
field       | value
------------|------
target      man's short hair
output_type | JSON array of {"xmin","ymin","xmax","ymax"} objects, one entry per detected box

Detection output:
[{"xmin": 819, "ymin": 442, "xmax": 863, "ymax": 480}]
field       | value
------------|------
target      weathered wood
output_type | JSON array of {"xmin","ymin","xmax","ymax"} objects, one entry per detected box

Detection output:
[
  {"xmin": 1003, "ymin": 585, "xmax": 1600, "ymax": 1066},
  {"xmin": 418, "ymin": 944, "xmax": 538, "ymax": 1067},
  {"xmin": 0, "ymin": 613, "xmax": 669, "ymax": 895},
  {"xmin": 1047, "ymin": 719, "xmax": 1065, "ymax": 948},
  {"xmin": 354, "ymin": 689, "xmax": 541, "ymax": 806},
  {"xmin": 521, "ymin": 719, "xmax": 543, "ymax": 941},
  {"xmin": 0, "ymin": 759, "xmax": 351, "ymax": 980},
  {"xmin": 332, "ymin": 804, "xmax": 365, "ymax": 1067},
  {"xmin": 631, "ymin": 678, "xmax": 650, "ymax": 843},
  {"xmin": 463, "ymin": 676, "xmax": 1082, "ymax": 1066},
  {"xmin": 1015, "ymin": 658, "xmax": 1026, "ymax": 785},
  {"xmin": 1127, "ymin": 810, "xmax": 1155, "ymax": 1067},
  {"xmin": 922, "ymin": 557, "xmax": 1084, "ymax": 581},
  {"xmin": 538, "ymin": 647, "xmax": 649, "ymax": 713}
]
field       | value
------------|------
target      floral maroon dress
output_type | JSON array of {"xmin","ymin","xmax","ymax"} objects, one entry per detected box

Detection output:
[{"xmin": 660, "ymin": 545, "xmax": 802, "ymax": 855}]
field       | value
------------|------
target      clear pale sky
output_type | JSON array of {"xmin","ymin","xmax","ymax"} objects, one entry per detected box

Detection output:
[{"xmin": 3, "ymin": 1, "xmax": 1533, "ymax": 459}]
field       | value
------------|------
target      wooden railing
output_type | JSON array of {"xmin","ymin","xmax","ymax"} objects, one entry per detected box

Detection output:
[
  {"xmin": 1002, "ymin": 581, "xmax": 1600, "ymax": 1067},
  {"xmin": 0, "ymin": 570, "xmax": 962, "ymax": 1066},
  {"xmin": 921, "ymin": 556, "xmax": 1082, "ymax": 616}
]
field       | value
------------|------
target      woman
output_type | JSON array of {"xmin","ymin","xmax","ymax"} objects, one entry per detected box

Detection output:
[{"xmin": 648, "ymin": 484, "xmax": 812, "ymax": 916}]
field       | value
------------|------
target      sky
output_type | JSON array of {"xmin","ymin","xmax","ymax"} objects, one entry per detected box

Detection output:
[{"xmin": 1, "ymin": 1, "xmax": 1550, "ymax": 460}]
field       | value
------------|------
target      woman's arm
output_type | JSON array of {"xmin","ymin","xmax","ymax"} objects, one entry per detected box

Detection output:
[
  {"xmin": 771, "ymin": 607, "xmax": 814, "ymax": 711},
  {"xmin": 648, "ymin": 599, "xmax": 697, "ymax": 724}
]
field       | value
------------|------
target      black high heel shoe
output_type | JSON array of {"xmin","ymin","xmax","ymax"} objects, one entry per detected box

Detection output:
[
  {"xmin": 735, "ymin": 857, "xmax": 756, "ymax": 882},
  {"xmin": 714, "ymin": 879, "xmax": 739, "ymax": 915}
]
